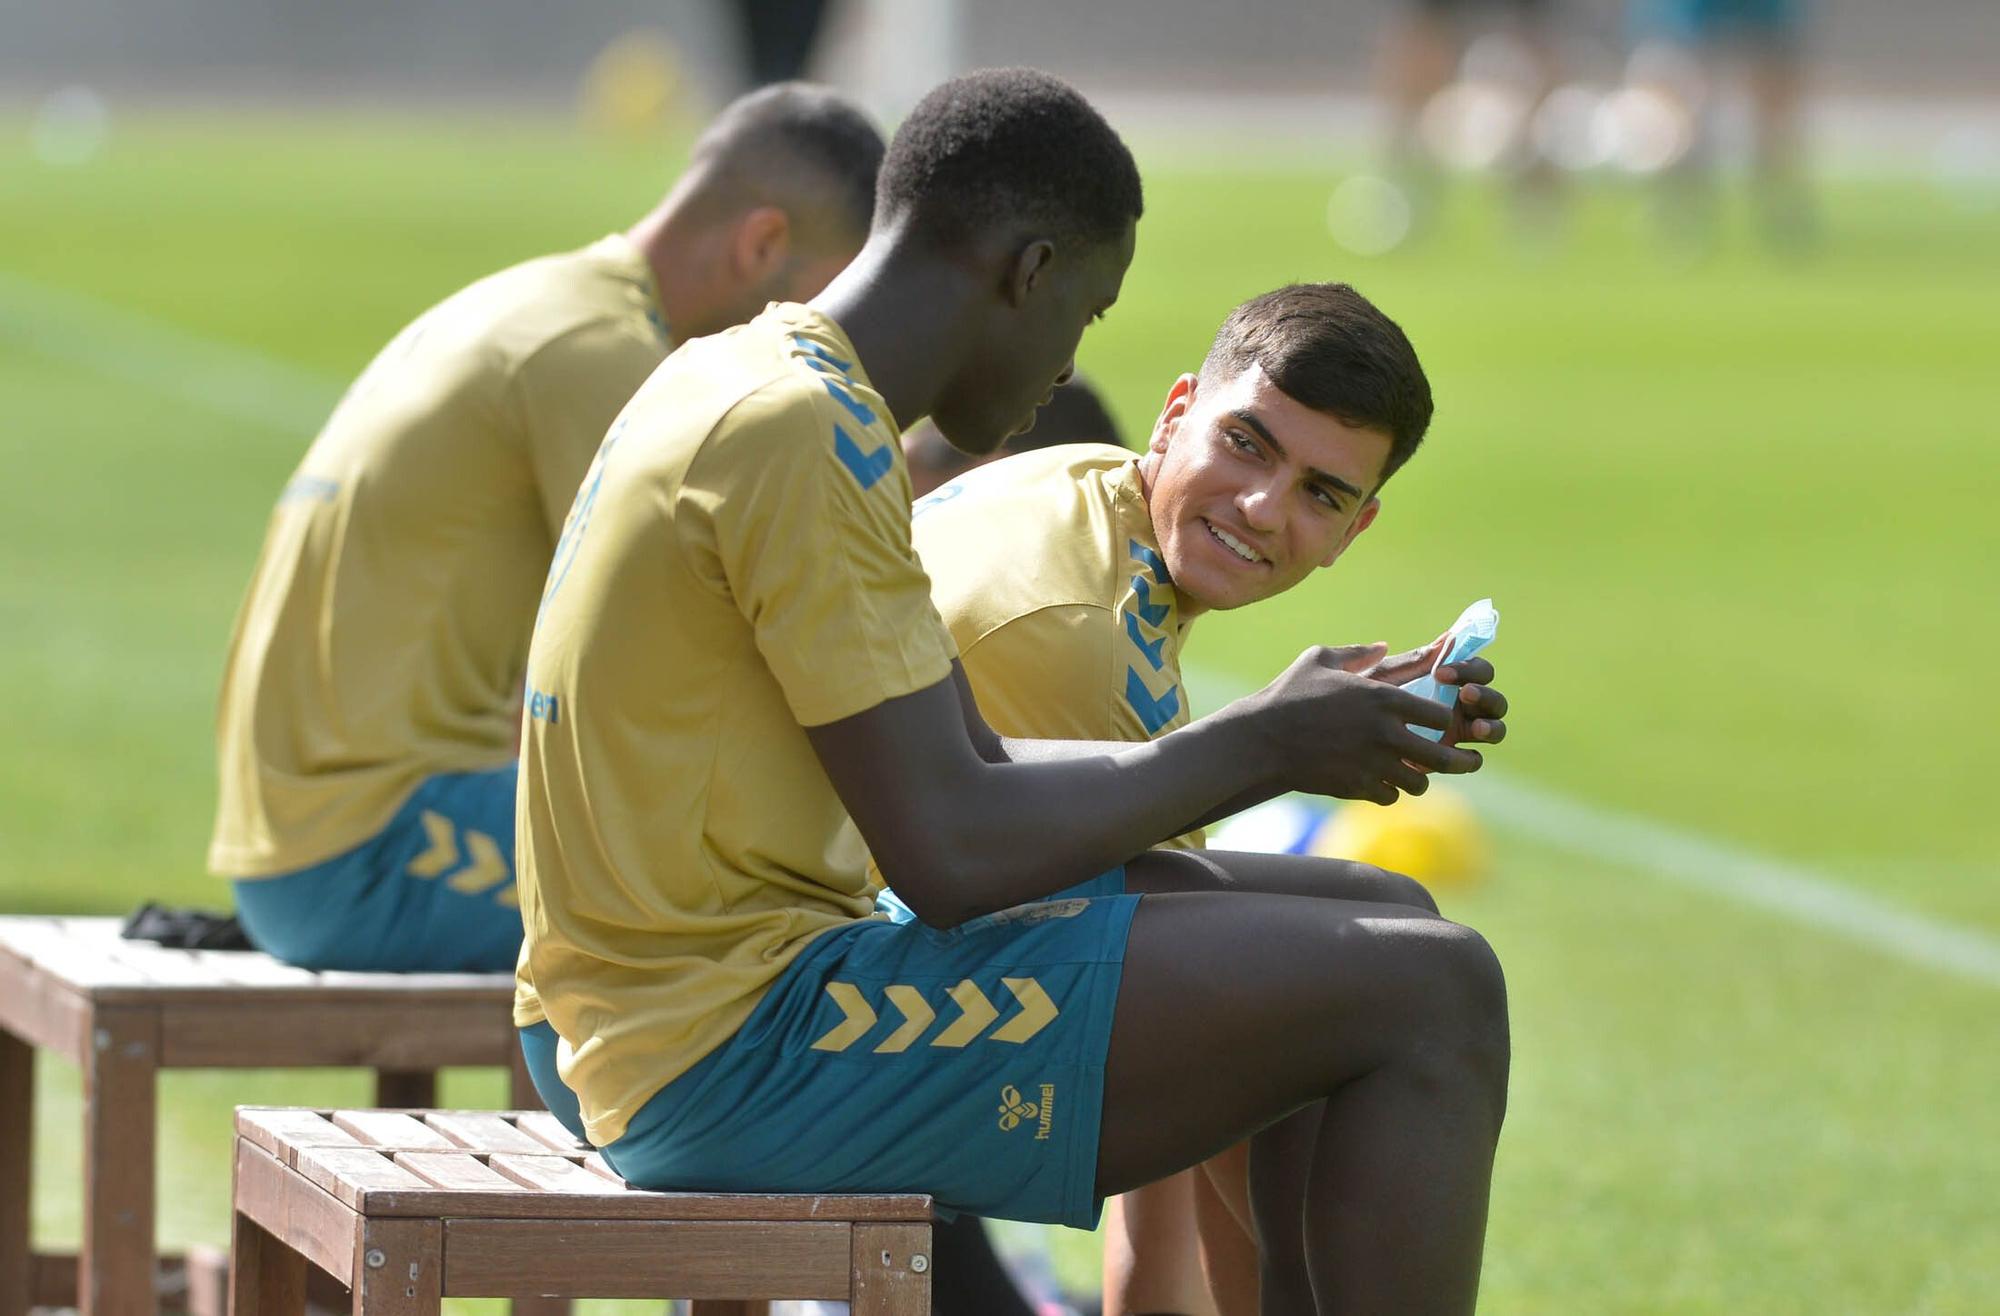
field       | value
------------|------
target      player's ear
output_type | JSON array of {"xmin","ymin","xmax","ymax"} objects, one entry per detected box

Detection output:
[
  {"xmin": 1323, "ymin": 496, "xmax": 1381, "ymax": 567},
  {"xmin": 1148, "ymin": 374, "xmax": 1199, "ymax": 455},
  {"xmin": 1004, "ymin": 239, "xmax": 1056, "ymax": 307},
  {"xmin": 733, "ymin": 206, "xmax": 791, "ymax": 283}
]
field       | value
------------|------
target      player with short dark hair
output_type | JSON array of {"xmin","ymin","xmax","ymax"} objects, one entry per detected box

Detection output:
[
  {"xmin": 875, "ymin": 67, "xmax": 1145, "ymax": 251},
  {"xmin": 516, "ymin": 69, "xmax": 1510, "ymax": 1316},
  {"xmin": 1199, "ymin": 283, "xmax": 1431, "ymax": 476},
  {"xmin": 907, "ymin": 282, "xmax": 1440, "ymax": 1316},
  {"xmin": 210, "ymin": 83, "xmax": 884, "ymax": 973}
]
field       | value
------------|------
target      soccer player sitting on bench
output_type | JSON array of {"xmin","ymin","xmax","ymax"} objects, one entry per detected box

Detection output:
[
  {"xmin": 515, "ymin": 69, "xmax": 1511, "ymax": 1316},
  {"xmin": 208, "ymin": 84, "xmax": 883, "ymax": 971},
  {"xmin": 904, "ymin": 284, "xmax": 1445, "ymax": 1316}
]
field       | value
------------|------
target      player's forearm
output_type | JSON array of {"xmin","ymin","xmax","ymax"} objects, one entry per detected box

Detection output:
[{"xmin": 894, "ymin": 704, "xmax": 1284, "ymax": 924}]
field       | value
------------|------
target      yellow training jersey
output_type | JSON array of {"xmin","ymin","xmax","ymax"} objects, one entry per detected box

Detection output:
[
  {"xmin": 209, "ymin": 235, "xmax": 671, "ymax": 879},
  {"xmin": 910, "ymin": 444, "xmax": 1202, "ymax": 848},
  {"xmin": 515, "ymin": 303, "xmax": 957, "ymax": 1146}
]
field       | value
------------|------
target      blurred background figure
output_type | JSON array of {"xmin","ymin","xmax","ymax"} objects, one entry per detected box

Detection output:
[
  {"xmin": 1375, "ymin": 0, "xmax": 1565, "ymax": 236},
  {"xmin": 732, "ymin": 0, "xmax": 836, "ymax": 87},
  {"xmin": 905, "ymin": 375, "xmax": 1127, "ymax": 498},
  {"xmin": 1626, "ymin": 0, "xmax": 1817, "ymax": 254}
]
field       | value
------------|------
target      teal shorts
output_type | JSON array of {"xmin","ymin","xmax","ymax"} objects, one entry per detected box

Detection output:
[
  {"xmin": 519, "ymin": 1020, "xmax": 587, "ymax": 1140},
  {"xmin": 232, "ymin": 764, "xmax": 522, "ymax": 972},
  {"xmin": 528, "ymin": 871, "xmax": 1137, "ymax": 1229}
]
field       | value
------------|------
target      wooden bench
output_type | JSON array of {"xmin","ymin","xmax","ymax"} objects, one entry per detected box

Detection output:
[
  {"xmin": 0, "ymin": 916, "xmax": 540, "ymax": 1316},
  {"xmin": 230, "ymin": 1107, "xmax": 932, "ymax": 1315}
]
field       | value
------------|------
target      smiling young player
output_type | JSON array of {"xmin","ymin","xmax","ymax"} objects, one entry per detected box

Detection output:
[
  {"xmin": 516, "ymin": 70, "xmax": 1513, "ymax": 1316},
  {"xmin": 906, "ymin": 283, "xmax": 1446, "ymax": 1316}
]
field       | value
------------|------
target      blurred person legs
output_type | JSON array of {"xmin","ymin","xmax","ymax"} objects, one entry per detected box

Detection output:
[
  {"xmin": 1633, "ymin": 0, "xmax": 1815, "ymax": 254},
  {"xmin": 734, "ymin": 0, "xmax": 835, "ymax": 87},
  {"xmin": 1378, "ymin": 0, "xmax": 1562, "ymax": 234},
  {"xmin": 932, "ymin": 1215, "xmax": 1042, "ymax": 1316},
  {"xmin": 1104, "ymin": 1158, "xmax": 1259, "ymax": 1316}
]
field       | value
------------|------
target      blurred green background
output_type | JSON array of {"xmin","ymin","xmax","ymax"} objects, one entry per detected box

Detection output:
[{"xmin": 3, "ymin": 108, "xmax": 1996, "ymax": 1314}]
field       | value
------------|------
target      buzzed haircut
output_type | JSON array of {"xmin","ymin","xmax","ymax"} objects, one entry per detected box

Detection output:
[
  {"xmin": 1200, "ymin": 283, "xmax": 1434, "ymax": 485},
  {"xmin": 876, "ymin": 68, "xmax": 1144, "ymax": 251},
  {"xmin": 690, "ymin": 82, "xmax": 885, "ymax": 243}
]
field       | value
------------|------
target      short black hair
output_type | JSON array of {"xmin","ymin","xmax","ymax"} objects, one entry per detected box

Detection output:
[
  {"xmin": 876, "ymin": 68, "xmax": 1143, "ymax": 250},
  {"xmin": 1199, "ymin": 284, "xmax": 1434, "ymax": 485},
  {"xmin": 693, "ymin": 81, "xmax": 884, "ymax": 241}
]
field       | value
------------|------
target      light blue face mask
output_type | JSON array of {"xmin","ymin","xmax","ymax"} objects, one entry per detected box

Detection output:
[{"xmin": 1406, "ymin": 598, "xmax": 1499, "ymax": 741}]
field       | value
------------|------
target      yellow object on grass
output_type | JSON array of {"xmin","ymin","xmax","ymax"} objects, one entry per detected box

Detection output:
[{"xmin": 1312, "ymin": 782, "xmax": 1491, "ymax": 893}]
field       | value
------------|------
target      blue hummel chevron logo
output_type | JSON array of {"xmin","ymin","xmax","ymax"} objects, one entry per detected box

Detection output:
[
  {"xmin": 822, "ymin": 377, "xmax": 878, "ymax": 426},
  {"xmin": 1124, "ymin": 668, "xmax": 1182, "ymax": 735},
  {"xmin": 793, "ymin": 335, "xmax": 853, "ymax": 375},
  {"xmin": 1129, "ymin": 539, "xmax": 1168, "ymax": 582},
  {"xmin": 1123, "ymin": 609, "xmax": 1167, "ymax": 671},
  {"xmin": 1131, "ymin": 574, "xmax": 1171, "ymax": 627},
  {"xmin": 834, "ymin": 423, "xmax": 894, "ymax": 489}
]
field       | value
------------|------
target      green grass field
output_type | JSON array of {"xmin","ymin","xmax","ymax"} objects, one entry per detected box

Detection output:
[{"xmin": 3, "ymin": 109, "xmax": 1996, "ymax": 1314}]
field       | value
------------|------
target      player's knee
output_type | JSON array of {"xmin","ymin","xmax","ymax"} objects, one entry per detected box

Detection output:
[
  {"xmin": 1406, "ymin": 923, "xmax": 1510, "ymax": 1110},
  {"xmin": 1442, "ymin": 925, "xmax": 1510, "ymax": 1101},
  {"xmin": 1374, "ymin": 865, "xmax": 1440, "ymax": 914}
]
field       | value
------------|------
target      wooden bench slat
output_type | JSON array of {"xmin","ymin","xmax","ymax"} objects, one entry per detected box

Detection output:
[
  {"xmin": 295, "ymin": 1146, "xmax": 431, "ymax": 1207},
  {"xmin": 0, "ymin": 918, "xmax": 154, "ymax": 989},
  {"xmin": 189, "ymin": 951, "xmax": 321, "ymax": 987},
  {"xmin": 487, "ymin": 1154, "xmax": 611, "ymax": 1194},
  {"xmin": 357, "ymin": 1183, "xmax": 933, "ymax": 1222},
  {"xmin": 236, "ymin": 1109, "xmax": 360, "ymax": 1161},
  {"xmin": 511, "ymin": 1110, "xmax": 588, "ymax": 1154},
  {"xmin": 393, "ymin": 1152, "xmax": 528, "ymax": 1193},
  {"xmin": 316, "ymin": 970, "xmax": 509, "ymax": 992},
  {"xmin": 331, "ymin": 1111, "xmax": 456, "ymax": 1149},
  {"xmin": 425, "ymin": 1111, "xmax": 548, "ymax": 1154},
  {"xmin": 91, "ymin": 942, "xmax": 225, "ymax": 987},
  {"xmin": 440, "ymin": 1219, "xmax": 853, "ymax": 1298},
  {"xmin": 57, "ymin": 918, "xmax": 209, "ymax": 984},
  {"xmin": 0, "ymin": 918, "xmax": 62, "ymax": 961},
  {"xmin": 0, "ymin": 917, "xmax": 518, "ymax": 1005}
]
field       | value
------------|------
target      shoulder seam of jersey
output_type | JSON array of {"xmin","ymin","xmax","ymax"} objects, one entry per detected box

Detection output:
[{"xmin": 957, "ymin": 599, "xmax": 1115, "ymax": 655}]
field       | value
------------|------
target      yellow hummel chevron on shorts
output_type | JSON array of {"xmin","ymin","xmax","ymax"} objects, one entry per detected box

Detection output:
[{"xmin": 210, "ymin": 234, "xmax": 670, "ymax": 880}]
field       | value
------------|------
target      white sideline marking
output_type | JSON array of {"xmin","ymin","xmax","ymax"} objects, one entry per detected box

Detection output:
[
  {"xmin": 1468, "ymin": 775, "xmax": 2000, "ymax": 988},
  {"xmin": 1181, "ymin": 673, "xmax": 2000, "ymax": 991},
  {"xmin": 6, "ymin": 268, "xmax": 1996, "ymax": 990},
  {"xmin": 0, "ymin": 268, "xmax": 338, "ymax": 433}
]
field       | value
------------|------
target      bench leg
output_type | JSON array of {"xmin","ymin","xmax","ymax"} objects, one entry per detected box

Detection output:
[
  {"xmin": 229, "ymin": 1214, "xmax": 306, "ymax": 1316},
  {"xmin": 82, "ymin": 1006, "xmax": 160, "ymax": 1316},
  {"xmin": 505, "ymin": 1041, "xmax": 538, "ymax": 1111},
  {"xmin": 850, "ymin": 1225, "xmax": 931, "ymax": 1316},
  {"xmin": 184, "ymin": 1244, "xmax": 231, "ymax": 1316},
  {"xmin": 0, "ymin": 1029, "xmax": 31, "ymax": 1316},
  {"xmin": 372, "ymin": 1071, "xmax": 436, "ymax": 1109},
  {"xmin": 352, "ymin": 1220, "xmax": 440, "ymax": 1316}
]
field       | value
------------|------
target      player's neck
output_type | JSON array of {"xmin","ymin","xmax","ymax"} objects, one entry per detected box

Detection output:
[{"xmin": 811, "ymin": 231, "xmax": 980, "ymax": 433}]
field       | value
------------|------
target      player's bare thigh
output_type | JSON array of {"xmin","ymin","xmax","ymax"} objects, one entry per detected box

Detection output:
[
  {"xmin": 1093, "ymin": 881, "xmax": 1506, "ymax": 1198},
  {"xmin": 1125, "ymin": 845, "xmax": 1439, "ymax": 913}
]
